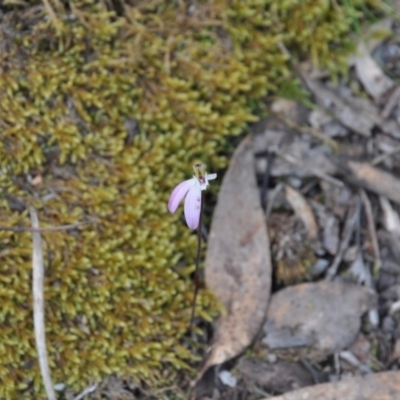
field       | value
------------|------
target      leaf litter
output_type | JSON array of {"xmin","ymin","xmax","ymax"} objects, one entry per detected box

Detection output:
[{"xmin": 190, "ymin": 16, "xmax": 400, "ymax": 400}]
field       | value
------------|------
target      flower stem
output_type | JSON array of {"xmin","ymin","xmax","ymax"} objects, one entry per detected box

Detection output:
[{"xmin": 189, "ymin": 190, "xmax": 205, "ymax": 331}]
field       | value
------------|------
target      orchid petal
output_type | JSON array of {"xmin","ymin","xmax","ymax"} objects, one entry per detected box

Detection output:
[
  {"xmin": 207, "ymin": 173, "xmax": 217, "ymax": 181},
  {"xmin": 184, "ymin": 184, "xmax": 202, "ymax": 230},
  {"xmin": 168, "ymin": 178, "xmax": 195, "ymax": 213}
]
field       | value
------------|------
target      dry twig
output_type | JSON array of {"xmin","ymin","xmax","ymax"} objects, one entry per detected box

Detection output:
[
  {"xmin": 0, "ymin": 220, "xmax": 90, "ymax": 233},
  {"xmin": 325, "ymin": 199, "xmax": 361, "ymax": 280},
  {"xmin": 30, "ymin": 207, "xmax": 56, "ymax": 400},
  {"xmin": 360, "ymin": 190, "xmax": 382, "ymax": 275}
]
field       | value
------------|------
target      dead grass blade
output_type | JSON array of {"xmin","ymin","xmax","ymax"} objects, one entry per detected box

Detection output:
[{"xmin": 30, "ymin": 206, "xmax": 56, "ymax": 400}]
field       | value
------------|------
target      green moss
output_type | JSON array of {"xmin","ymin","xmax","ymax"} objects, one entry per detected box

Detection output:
[{"xmin": 0, "ymin": 0, "xmax": 380, "ymax": 397}]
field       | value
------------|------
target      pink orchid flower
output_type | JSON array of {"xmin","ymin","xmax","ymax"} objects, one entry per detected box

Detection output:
[{"xmin": 168, "ymin": 163, "xmax": 217, "ymax": 230}]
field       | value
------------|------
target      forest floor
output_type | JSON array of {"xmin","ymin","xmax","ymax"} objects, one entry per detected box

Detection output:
[
  {"xmin": 182, "ymin": 14, "xmax": 400, "ymax": 400},
  {"xmin": 5, "ymin": 3, "xmax": 400, "ymax": 400}
]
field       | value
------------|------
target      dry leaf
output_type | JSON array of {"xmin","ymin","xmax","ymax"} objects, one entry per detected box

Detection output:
[
  {"xmin": 202, "ymin": 135, "xmax": 272, "ymax": 372},
  {"xmin": 355, "ymin": 42, "xmax": 394, "ymax": 102},
  {"xmin": 266, "ymin": 371, "xmax": 400, "ymax": 400},
  {"xmin": 262, "ymin": 281, "xmax": 376, "ymax": 360},
  {"xmin": 336, "ymin": 159, "xmax": 400, "ymax": 205},
  {"xmin": 284, "ymin": 185, "xmax": 318, "ymax": 240}
]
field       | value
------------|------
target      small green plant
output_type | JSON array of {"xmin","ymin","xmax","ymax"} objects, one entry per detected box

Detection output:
[{"xmin": 168, "ymin": 163, "xmax": 217, "ymax": 329}]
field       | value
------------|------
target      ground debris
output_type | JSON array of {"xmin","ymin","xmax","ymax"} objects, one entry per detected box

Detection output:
[
  {"xmin": 266, "ymin": 370, "xmax": 400, "ymax": 400},
  {"xmin": 191, "ymin": 15, "xmax": 400, "ymax": 400},
  {"xmin": 334, "ymin": 159, "xmax": 400, "ymax": 205},
  {"xmin": 262, "ymin": 281, "xmax": 376, "ymax": 361},
  {"xmin": 237, "ymin": 357, "xmax": 316, "ymax": 394},
  {"xmin": 354, "ymin": 42, "xmax": 395, "ymax": 103}
]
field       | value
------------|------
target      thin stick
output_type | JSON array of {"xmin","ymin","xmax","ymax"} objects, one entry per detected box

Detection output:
[
  {"xmin": 0, "ymin": 221, "xmax": 90, "ymax": 233},
  {"xmin": 325, "ymin": 199, "xmax": 361, "ymax": 280},
  {"xmin": 30, "ymin": 207, "xmax": 56, "ymax": 400},
  {"xmin": 189, "ymin": 191, "xmax": 205, "ymax": 331},
  {"xmin": 360, "ymin": 189, "xmax": 382, "ymax": 276}
]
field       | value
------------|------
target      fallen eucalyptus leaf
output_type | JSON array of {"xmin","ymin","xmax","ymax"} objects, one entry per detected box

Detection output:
[{"xmin": 201, "ymin": 135, "xmax": 272, "ymax": 374}]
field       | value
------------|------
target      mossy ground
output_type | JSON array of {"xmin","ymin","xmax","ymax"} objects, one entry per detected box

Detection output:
[{"xmin": 0, "ymin": 0, "xmax": 380, "ymax": 398}]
